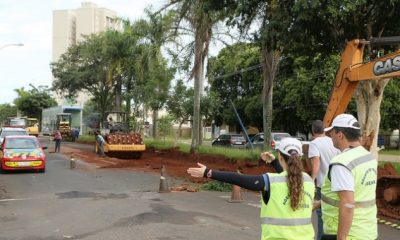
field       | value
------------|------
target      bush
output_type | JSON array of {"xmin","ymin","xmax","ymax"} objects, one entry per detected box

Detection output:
[{"xmin": 201, "ymin": 181, "xmax": 233, "ymax": 191}]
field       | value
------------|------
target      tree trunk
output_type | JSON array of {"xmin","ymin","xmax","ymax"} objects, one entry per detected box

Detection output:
[
  {"xmin": 125, "ymin": 80, "xmax": 132, "ymax": 130},
  {"xmin": 356, "ymin": 79, "xmax": 389, "ymax": 158},
  {"xmin": 174, "ymin": 121, "xmax": 183, "ymax": 147},
  {"xmin": 153, "ymin": 110, "xmax": 159, "ymax": 139},
  {"xmin": 191, "ymin": 29, "xmax": 206, "ymax": 151},
  {"xmin": 261, "ymin": 46, "xmax": 281, "ymax": 150}
]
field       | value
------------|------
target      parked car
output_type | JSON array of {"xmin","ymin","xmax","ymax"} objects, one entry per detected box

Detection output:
[
  {"xmin": 212, "ymin": 133, "xmax": 247, "ymax": 148},
  {"xmin": 41, "ymin": 126, "xmax": 51, "ymax": 136},
  {"xmin": 0, "ymin": 135, "xmax": 47, "ymax": 173},
  {"xmin": 0, "ymin": 127, "xmax": 29, "ymax": 145},
  {"xmin": 246, "ymin": 132, "xmax": 291, "ymax": 150}
]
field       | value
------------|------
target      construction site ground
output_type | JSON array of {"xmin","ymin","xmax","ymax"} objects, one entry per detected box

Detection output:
[
  {"xmin": 56, "ymin": 138, "xmax": 400, "ymax": 226},
  {"xmin": 60, "ymin": 139, "xmax": 276, "ymax": 188}
]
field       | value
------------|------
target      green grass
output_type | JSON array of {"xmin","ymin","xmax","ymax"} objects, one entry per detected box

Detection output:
[
  {"xmin": 77, "ymin": 134, "xmax": 96, "ymax": 142},
  {"xmin": 378, "ymin": 161, "xmax": 400, "ymax": 175},
  {"xmin": 379, "ymin": 148, "xmax": 400, "ymax": 156},
  {"xmin": 144, "ymin": 138, "xmax": 264, "ymax": 161}
]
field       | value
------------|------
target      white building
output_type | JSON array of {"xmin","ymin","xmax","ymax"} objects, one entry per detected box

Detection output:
[{"xmin": 52, "ymin": 2, "xmax": 117, "ymax": 106}]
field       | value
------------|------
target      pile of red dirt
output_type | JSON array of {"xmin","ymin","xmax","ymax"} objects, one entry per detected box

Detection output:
[{"xmin": 60, "ymin": 145, "xmax": 276, "ymax": 183}]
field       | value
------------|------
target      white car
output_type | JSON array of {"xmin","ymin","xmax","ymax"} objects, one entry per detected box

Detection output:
[
  {"xmin": 247, "ymin": 132, "xmax": 291, "ymax": 150},
  {"xmin": 41, "ymin": 126, "xmax": 51, "ymax": 136},
  {"xmin": 0, "ymin": 127, "xmax": 29, "ymax": 145}
]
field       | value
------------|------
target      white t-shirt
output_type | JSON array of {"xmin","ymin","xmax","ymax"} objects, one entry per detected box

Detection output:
[
  {"xmin": 308, "ymin": 136, "xmax": 340, "ymax": 187},
  {"xmin": 330, "ymin": 165, "xmax": 355, "ymax": 192}
]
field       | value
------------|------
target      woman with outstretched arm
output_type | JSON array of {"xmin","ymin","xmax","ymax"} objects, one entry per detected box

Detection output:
[{"xmin": 187, "ymin": 138, "xmax": 315, "ymax": 240}]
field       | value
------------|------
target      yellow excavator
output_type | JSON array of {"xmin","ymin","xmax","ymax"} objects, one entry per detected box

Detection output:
[{"xmin": 322, "ymin": 36, "xmax": 400, "ymax": 221}]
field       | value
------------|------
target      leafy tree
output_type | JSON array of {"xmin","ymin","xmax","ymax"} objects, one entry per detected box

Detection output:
[
  {"xmin": 166, "ymin": 79, "xmax": 193, "ymax": 142},
  {"xmin": 288, "ymin": 0, "xmax": 400, "ymax": 154},
  {"xmin": 128, "ymin": 11, "xmax": 176, "ymax": 139},
  {"xmin": 160, "ymin": 0, "xmax": 228, "ymax": 150},
  {"xmin": 0, "ymin": 104, "xmax": 18, "ymax": 125},
  {"xmin": 208, "ymin": 42, "xmax": 262, "ymax": 130},
  {"xmin": 204, "ymin": 0, "xmax": 301, "ymax": 149},
  {"xmin": 380, "ymin": 78, "xmax": 400, "ymax": 131},
  {"xmin": 13, "ymin": 85, "xmax": 57, "ymax": 122},
  {"xmin": 158, "ymin": 115, "xmax": 174, "ymax": 141},
  {"xmin": 51, "ymin": 34, "xmax": 115, "ymax": 124}
]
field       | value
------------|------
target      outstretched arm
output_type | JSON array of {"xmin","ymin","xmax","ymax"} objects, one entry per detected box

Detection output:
[{"xmin": 187, "ymin": 163, "xmax": 267, "ymax": 191}]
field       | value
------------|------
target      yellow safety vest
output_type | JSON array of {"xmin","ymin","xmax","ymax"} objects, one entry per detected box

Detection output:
[
  {"xmin": 321, "ymin": 146, "xmax": 377, "ymax": 240},
  {"xmin": 260, "ymin": 171, "xmax": 315, "ymax": 240}
]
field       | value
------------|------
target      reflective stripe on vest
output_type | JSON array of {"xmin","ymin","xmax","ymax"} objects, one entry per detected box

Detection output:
[
  {"xmin": 345, "ymin": 153, "xmax": 375, "ymax": 170},
  {"xmin": 261, "ymin": 217, "xmax": 311, "ymax": 226},
  {"xmin": 321, "ymin": 194, "xmax": 375, "ymax": 208},
  {"xmin": 328, "ymin": 152, "xmax": 375, "ymax": 180},
  {"xmin": 269, "ymin": 174, "xmax": 313, "ymax": 183}
]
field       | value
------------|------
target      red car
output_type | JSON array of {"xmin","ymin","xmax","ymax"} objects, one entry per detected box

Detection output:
[{"xmin": 0, "ymin": 135, "xmax": 47, "ymax": 173}]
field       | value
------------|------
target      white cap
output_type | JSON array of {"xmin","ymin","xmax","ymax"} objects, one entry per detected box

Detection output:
[
  {"xmin": 324, "ymin": 113, "xmax": 360, "ymax": 132},
  {"xmin": 278, "ymin": 137, "xmax": 303, "ymax": 156}
]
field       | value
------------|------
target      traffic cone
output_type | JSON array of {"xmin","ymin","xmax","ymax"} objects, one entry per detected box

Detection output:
[
  {"xmin": 158, "ymin": 165, "xmax": 170, "ymax": 193},
  {"xmin": 228, "ymin": 185, "xmax": 244, "ymax": 203},
  {"xmin": 70, "ymin": 155, "xmax": 76, "ymax": 169}
]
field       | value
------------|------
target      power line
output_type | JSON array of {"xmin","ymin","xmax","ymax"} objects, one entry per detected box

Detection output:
[{"xmin": 213, "ymin": 64, "xmax": 262, "ymax": 80}]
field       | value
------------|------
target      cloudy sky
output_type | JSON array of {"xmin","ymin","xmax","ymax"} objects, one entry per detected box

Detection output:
[{"xmin": 0, "ymin": 0, "xmax": 165, "ymax": 104}]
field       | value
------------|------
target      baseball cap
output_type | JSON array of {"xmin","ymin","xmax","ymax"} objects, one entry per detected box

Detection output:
[
  {"xmin": 324, "ymin": 113, "xmax": 360, "ymax": 132},
  {"xmin": 278, "ymin": 137, "xmax": 303, "ymax": 156}
]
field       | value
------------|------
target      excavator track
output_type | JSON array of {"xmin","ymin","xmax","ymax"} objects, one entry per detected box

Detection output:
[{"xmin": 377, "ymin": 174, "xmax": 400, "ymax": 222}]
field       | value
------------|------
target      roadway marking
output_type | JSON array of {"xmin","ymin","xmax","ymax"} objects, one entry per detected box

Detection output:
[
  {"xmin": 377, "ymin": 217, "xmax": 400, "ymax": 231},
  {"xmin": 71, "ymin": 153, "xmax": 117, "ymax": 165},
  {"xmin": 0, "ymin": 198, "xmax": 32, "ymax": 202},
  {"xmin": 99, "ymin": 159, "xmax": 117, "ymax": 165}
]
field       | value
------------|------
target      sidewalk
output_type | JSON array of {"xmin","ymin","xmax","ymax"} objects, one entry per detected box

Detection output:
[{"xmin": 378, "ymin": 154, "xmax": 400, "ymax": 162}]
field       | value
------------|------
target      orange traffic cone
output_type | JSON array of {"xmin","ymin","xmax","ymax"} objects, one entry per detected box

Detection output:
[
  {"xmin": 228, "ymin": 184, "xmax": 244, "ymax": 203},
  {"xmin": 159, "ymin": 165, "xmax": 170, "ymax": 193}
]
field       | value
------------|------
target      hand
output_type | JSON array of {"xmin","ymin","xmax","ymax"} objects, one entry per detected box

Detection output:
[
  {"xmin": 313, "ymin": 200, "xmax": 321, "ymax": 210},
  {"xmin": 260, "ymin": 151, "xmax": 275, "ymax": 163},
  {"xmin": 187, "ymin": 163, "xmax": 207, "ymax": 178}
]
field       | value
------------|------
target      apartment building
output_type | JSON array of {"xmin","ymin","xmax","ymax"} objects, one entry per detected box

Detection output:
[{"xmin": 52, "ymin": 2, "xmax": 116, "ymax": 106}]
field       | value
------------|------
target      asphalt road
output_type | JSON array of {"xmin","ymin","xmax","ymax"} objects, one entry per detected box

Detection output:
[{"xmin": 0, "ymin": 139, "xmax": 398, "ymax": 240}]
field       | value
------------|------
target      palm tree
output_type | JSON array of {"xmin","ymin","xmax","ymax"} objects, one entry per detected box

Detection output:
[{"xmin": 160, "ymin": 0, "xmax": 226, "ymax": 150}]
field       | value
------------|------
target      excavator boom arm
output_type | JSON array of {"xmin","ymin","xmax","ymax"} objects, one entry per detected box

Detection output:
[{"xmin": 323, "ymin": 39, "xmax": 400, "ymax": 128}]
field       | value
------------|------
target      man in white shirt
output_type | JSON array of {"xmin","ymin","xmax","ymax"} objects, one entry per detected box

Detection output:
[
  {"xmin": 308, "ymin": 120, "xmax": 340, "ymax": 240},
  {"xmin": 320, "ymin": 114, "xmax": 377, "ymax": 240}
]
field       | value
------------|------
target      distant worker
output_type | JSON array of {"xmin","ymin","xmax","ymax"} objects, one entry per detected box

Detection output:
[
  {"xmin": 95, "ymin": 131, "xmax": 106, "ymax": 157},
  {"xmin": 53, "ymin": 130, "xmax": 62, "ymax": 153},
  {"xmin": 308, "ymin": 120, "xmax": 340, "ymax": 240},
  {"xmin": 71, "ymin": 128, "xmax": 79, "ymax": 142},
  {"xmin": 319, "ymin": 114, "xmax": 377, "ymax": 240},
  {"xmin": 187, "ymin": 138, "xmax": 315, "ymax": 240}
]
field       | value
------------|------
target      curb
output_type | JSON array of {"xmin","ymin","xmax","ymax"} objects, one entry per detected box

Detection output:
[{"xmin": 378, "ymin": 218, "xmax": 400, "ymax": 230}]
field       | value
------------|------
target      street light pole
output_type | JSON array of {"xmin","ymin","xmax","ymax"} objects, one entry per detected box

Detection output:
[{"xmin": 0, "ymin": 43, "xmax": 24, "ymax": 50}]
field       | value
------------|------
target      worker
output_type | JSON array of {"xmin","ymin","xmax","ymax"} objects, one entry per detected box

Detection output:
[
  {"xmin": 53, "ymin": 130, "xmax": 62, "ymax": 153},
  {"xmin": 319, "ymin": 114, "xmax": 377, "ymax": 240},
  {"xmin": 308, "ymin": 120, "xmax": 340, "ymax": 240},
  {"xmin": 187, "ymin": 137, "xmax": 315, "ymax": 240},
  {"xmin": 95, "ymin": 131, "xmax": 106, "ymax": 157}
]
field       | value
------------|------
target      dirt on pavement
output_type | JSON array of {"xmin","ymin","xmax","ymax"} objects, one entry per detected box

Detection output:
[{"xmin": 61, "ymin": 142, "xmax": 276, "ymax": 186}]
